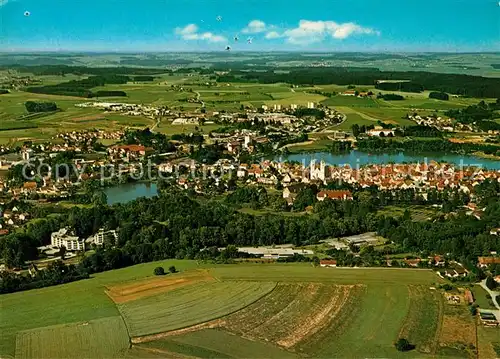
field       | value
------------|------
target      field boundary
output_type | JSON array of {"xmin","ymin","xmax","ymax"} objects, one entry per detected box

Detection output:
[{"xmin": 130, "ymin": 281, "xmax": 278, "ymax": 344}]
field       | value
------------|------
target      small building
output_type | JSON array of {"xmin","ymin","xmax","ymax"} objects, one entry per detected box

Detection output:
[
  {"xmin": 316, "ymin": 190, "xmax": 353, "ymax": 201},
  {"xmin": 320, "ymin": 259, "xmax": 337, "ymax": 267},
  {"xmin": 477, "ymin": 256, "xmax": 500, "ymax": 268},
  {"xmin": 404, "ymin": 258, "xmax": 421, "ymax": 267},
  {"xmin": 479, "ymin": 312, "xmax": 499, "ymax": 327}
]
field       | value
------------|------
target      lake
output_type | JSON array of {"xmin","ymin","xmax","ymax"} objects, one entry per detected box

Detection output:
[
  {"xmin": 104, "ymin": 182, "xmax": 158, "ymax": 205},
  {"xmin": 276, "ymin": 150, "xmax": 500, "ymax": 169}
]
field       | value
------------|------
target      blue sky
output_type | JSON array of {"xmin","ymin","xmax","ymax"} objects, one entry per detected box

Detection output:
[{"xmin": 0, "ymin": 0, "xmax": 499, "ymax": 52}]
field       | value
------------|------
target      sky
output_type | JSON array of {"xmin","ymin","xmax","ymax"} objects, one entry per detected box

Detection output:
[{"xmin": 0, "ymin": 0, "xmax": 499, "ymax": 52}]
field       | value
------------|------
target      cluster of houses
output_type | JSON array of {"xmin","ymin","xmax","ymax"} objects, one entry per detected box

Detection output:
[
  {"xmin": 0, "ymin": 206, "xmax": 30, "ymax": 235},
  {"xmin": 76, "ymin": 102, "xmax": 169, "ymax": 119},
  {"xmin": 54, "ymin": 130, "xmax": 123, "ymax": 144}
]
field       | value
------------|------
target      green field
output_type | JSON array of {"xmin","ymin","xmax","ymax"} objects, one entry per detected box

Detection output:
[
  {"xmin": 210, "ymin": 263, "xmax": 441, "ymax": 285},
  {"xmin": 119, "ymin": 280, "xmax": 276, "ymax": 337},
  {"xmin": 15, "ymin": 316, "xmax": 130, "ymax": 359},
  {"xmin": 137, "ymin": 329, "xmax": 298, "ymax": 358},
  {"xmin": 1, "ymin": 260, "xmax": 482, "ymax": 359},
  {"xmin": 0, "ymin": 71, "xmax": 496, "ymax": 143},
  {"xmin": 471, "ymin": 285, "xmax": 497, "ymax": 309},
  {"xmin": 0, "ymin": 259, "xmax": 200, "ymax": 357}
]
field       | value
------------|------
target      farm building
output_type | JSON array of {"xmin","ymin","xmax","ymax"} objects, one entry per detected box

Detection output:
[
  {"xmin": 236, "ymin": 247, "xmax": 313, "ymax": 259},
  {"xmin": 479, "ymin": 312, "xmax": 499, "ymax": 327},
  {"xmin": 316, "ymin": 190, "xmax": 353, "ymax": 201},
  {"xmin": 320, "ymin": 259, "xmax": 337, "ymax": 267},
  {"xmin": 477, "ymin": 256, "xmax": 500, "ymax": 268},
  {"xmin": 343, "ymin": 232, "xmax": 380, "ymax": 247}
]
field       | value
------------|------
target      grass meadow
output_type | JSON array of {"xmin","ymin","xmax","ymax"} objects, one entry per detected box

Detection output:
[{"xmin": 15, "ymin": 316, "xmax": 130, "ymax": 359}]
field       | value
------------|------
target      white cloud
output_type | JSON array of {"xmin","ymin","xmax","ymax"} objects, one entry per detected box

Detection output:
[
  {"xmin": 242, "ymin": 20, "xmax": 267, "ymax": 34},
  {"xmin": 175, "ymin": 24, "xmax": 198, "ymax": 36},
  {"xmin": 175, "ymin": 24, "xmax": 226, "ymax": 43},
  {"xmin": 265, "ymin": 31, "xmax": 282, "ymax": 39},
  {"xmin": 283, "ymin": 20, "xmax": 379, "ymax": 45}
]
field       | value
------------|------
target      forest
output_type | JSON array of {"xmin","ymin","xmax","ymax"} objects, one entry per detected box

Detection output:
[
  {"xmin": 25, "ymin": 75, "xmax": 130, "ymax": 97},
  {"xmin": 356, "ymin": 137, "xmax": 500, "ymax": 157},
  {"xmin": 429, "ymin": 91, "xmax": 450, "ymax": 101},
  {"xmin": 24, "ymin": 101, "xmax": 58, "ymax": 113}
]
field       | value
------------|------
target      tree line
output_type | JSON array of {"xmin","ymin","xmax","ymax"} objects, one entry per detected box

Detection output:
[
  {"xmin": 356, "ymin": 137, "xmax": 500, "ymax": 157},
  {"xmin": 24, "ymin": 75, "xmax": 131, "ymax": 97}
]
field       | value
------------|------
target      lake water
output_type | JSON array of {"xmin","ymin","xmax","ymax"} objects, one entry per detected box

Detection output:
[
  {"xmin": 104, "ymin": 182, "xmax": 158, "ymax": 205},
  {"xmin": 277, "ymin": 150, "xmax": 500, "ymax": 169}
]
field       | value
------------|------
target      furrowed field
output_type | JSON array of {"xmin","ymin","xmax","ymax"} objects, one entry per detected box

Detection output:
[{"xmin": 1, "ymin": 261, "xmax": 495, "ymax": 359}]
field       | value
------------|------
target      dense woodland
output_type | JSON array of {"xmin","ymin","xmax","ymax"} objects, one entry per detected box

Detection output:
[
  {"xmin": 25, "ymin": 75, "xmax": 130, "ymax": 97},
  {"xmin": 376, "ymin": 93, "xmax": 404, "ymax": 101},
  {"xmin": 24, "ymin": 101, "xmax": 58, "ymax": 113},
  {"xmin": 429, "ymin": 92, "xmax": 449, "ymax": 101},
  {"xmin": 356, "ymin": 138, "xmax": 500, "ymax": 157}
]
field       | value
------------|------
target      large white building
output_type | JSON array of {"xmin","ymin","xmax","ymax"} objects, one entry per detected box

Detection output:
[
  {"xmin": 51, "ymin": 227, "xmax": 85, "ymax": 251},
  {"xmin": 86, "ymin": 229, "xmax": 118, "ymax": 246}
]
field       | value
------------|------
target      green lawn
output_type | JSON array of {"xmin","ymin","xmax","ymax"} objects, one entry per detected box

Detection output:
[{"xmin": 471, "ymin": 285, "xmax": 497, "ymax": 309}]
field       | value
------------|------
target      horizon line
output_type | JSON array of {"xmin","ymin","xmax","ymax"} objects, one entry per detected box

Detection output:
[{"xmin": 1, "ymin": 50, "xmax": 500, "ymax": 55}]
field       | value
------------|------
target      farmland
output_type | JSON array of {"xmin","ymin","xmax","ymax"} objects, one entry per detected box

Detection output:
[
  {"xmin": 1, "ymin": 69, "xmax": 497, "ymax": 147},
  {"xmin": 118, "ymin": 280, "xmax": 276, "ymax": 337},
  {"xmin": 15, "ymin": 316, "xmax": 129, "ymax": 359},
  {"xmin": 1, "ymin": 259, "xmax": 492, "ymax": 359}
]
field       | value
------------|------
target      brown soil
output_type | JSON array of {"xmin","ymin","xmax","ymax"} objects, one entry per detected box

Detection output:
[{"xmin": 106, "ymin": 270, "xmax": 214, "ymax": 304}]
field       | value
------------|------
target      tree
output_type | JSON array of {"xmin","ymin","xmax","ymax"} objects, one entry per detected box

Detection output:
[
  {"xmin": 485, "ymin": 276, "xmax": 497, "ymax": 290},
  {"xmin": 351, "ymin": 124, "xmax": 360, "ymax": 137},
  {"xmin": 59, "ymin": 245, "xmax": 66, "ymax": 260},
  {"xmin": 154, "ymin": 266, "xmax": 165, "ymax": 275},
  {"xmin": 168, "ymin": 265, "xmax": 177, "ymax": 273},
  {"xmin": 312, "ymin": 256, "xmax": 320, "ymax": 267},
  {"xmin": 395, "ymin": 338, "xmax": 413, "ymax": 352}
]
